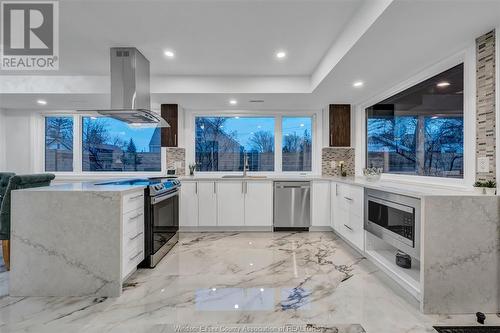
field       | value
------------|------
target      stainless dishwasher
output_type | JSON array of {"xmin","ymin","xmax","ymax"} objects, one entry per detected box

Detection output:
[{"xmin": 273, "ymin": 181, "xmax": 311, "ymax": 230}]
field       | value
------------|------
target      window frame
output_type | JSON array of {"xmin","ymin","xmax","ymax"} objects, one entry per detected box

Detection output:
[
  {"xmin": 40, "ymin": 112, "xmax": 166, "ymax": 179},
  {"xmin": 355, "ymin": 47, "xmax": 475, "ymax": 188},
  {"xmin": 187, "ymin": 110, "xmax": 320, "ymax": 176}
]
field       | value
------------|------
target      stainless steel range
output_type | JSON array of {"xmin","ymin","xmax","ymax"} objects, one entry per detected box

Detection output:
[{"xmin": 98, "ymin": 177, "xmax": 181, "ymax": 267}]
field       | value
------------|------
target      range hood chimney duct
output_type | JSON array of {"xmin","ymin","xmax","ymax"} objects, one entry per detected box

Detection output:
[{"xmin": 83, "ymin": 47, "xmax": 169, "ymax": 127}]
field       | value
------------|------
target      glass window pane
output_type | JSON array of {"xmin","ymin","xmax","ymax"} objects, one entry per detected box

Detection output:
[
  {"xmin": 366, "ymin": 63, "xmax": 464, "ymax": 178},
  {"xmin": 45, "ymin": 116, "xmax": 73, "ymax": 172},
  {"xmin": 82, "ymin": 117, "xmax": 161, "ymax": 172},
  {"xmin": 282, "ymin": 117, "xmax": 312, "ymax": 171},
  {"xmin": 195, "ymin": 117, "xmax": 275, "ymax": 172}
]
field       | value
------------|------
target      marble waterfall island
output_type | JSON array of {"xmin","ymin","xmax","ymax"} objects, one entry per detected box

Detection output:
[{"xmin": 10, "ymin": 183, "xmax": 147, "ymax": 297}]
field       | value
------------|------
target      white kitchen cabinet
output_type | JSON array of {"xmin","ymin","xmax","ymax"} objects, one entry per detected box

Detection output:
[
  {"xmin": 244, "ymin": 181, "xmax": 273, "ymax": 226},
  {"xmin": 217, "ymin": 181, "xmax": 245, "ymax": 226},
  {"xmin": 180, "ymin": 181, "xmax": 199, "ymax": 227},
  {"xmin": 198, "ymin": 181, "xmax": 218, "ymax": 226},
  {"xmin": 331, "ymin": 182, "xmax": 364, "ymax": 251},
  {"xmin": 311, "ymin": 181, "xmax": 331, "ymax": 226}
]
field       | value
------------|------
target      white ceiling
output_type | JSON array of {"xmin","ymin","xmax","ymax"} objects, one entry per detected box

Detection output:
[
  {"xmin": 1, "ymin": 0, "xmax": 500, "ymax": 111},
  {"xmin": 39, "ymin": 0, "xmax": 363, "ymax": 76}
]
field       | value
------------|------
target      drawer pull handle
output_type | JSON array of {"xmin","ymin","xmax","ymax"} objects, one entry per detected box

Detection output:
[
  {"xmin": 129, "ymin": 232, "xmax": 143, "ymax": 241},
  {"xmin": 129, "ymin": 250, "xmax": 143, "ymax": 261},
  {"xmin": 344, "ymin": 197, "xmax": 353, "ymax": 201},
  {"xmin": 129, "ymin": 194, "xmax": 143, "ymax": 201},
  {"xmin": 129, "ymin": 213, "xmax": 143, "ymax": 221},
  {"xmin": 344, "ymin": 224, "xmax": 353, "ymax": 231}
]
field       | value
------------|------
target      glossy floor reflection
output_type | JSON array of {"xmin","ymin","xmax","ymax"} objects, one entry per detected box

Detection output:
[{"xmin": 0, "ymin": 232, "xmax": 498, "ymax": 333}]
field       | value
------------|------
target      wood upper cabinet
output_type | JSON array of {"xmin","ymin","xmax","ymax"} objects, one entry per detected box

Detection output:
[
  {"xmin": 329, "ymin": 104, "xmax": 351, "ymax": 147},
  {"xmin": 161, "ymin": 104, "xmax": 178, "ymax": 147}
]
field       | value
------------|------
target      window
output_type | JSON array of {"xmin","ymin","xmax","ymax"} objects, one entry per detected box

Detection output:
[
  {"xmin": 195, "ymin": 116, "xmax": 275, "ymax": 172},
  {"xmin": 45, "ymin": 116, "xmax": 73, "ymax": 172},
  {"xmin": 82, "ymin": 117, "xmax": 161, "ymax": 172},
  {"xmin": 282, "ymin": 117, "xmax": 312, "ymax": 171},
  {"xmin": 366, "ymin": 63, "xmax": 464, "ymax": 178}
]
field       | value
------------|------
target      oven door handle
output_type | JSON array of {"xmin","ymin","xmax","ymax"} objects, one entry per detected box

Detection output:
[
  {"xmin": 367, "ymin": 195, "xmax": 414, "ymax": 214},
  {"xmin": 152, "ymin": 191, "xmax": 179, "ymax": 205}
]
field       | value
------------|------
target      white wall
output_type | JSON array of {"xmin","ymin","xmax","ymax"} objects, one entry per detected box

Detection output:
[{"xmin": 2, "ymin": 110, "xmax": 37, "ymax": 174}]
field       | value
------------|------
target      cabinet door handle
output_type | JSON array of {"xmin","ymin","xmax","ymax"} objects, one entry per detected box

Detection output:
[
  {"xmin": 344, "ymin": 196, "xmax": 353, "ymax": 201},
  {"xmin": 129, "ymin": 213, "xmax": 143, "ymax": 221},
  {"xmin": 129, "ymin": 231, "xmax": 143, "ymax": 241},
  {"xmin": 129, "ymin": 250, "xmax": 143, "ymax": 261},
  {"xmin": 213, "ymin": 182, "xmax": 216, "ymax": 194},
  {"xmin": 330, "ymin": 133, "xmax": 333, "ymax": 146},
  {"xmin": 174, "ymin": 134, "xmax": 177, "ymax": 146},
  {"xmin": 195, "ymin": 182, "xmax": 198, "ymax": 194},
  {"xmin": 241, "ymin": 182, "xmax": 244, "ymax": 194},
  {"xmin": 129, "ymin": 194, "xmax": 143, "ymax": 201},
  {"xmin": 344, "ymin": 224, "xmax": 353, "ymax": 231},
  {"xmin": 244, "ymin": 182, "xmax": 247, "ymax": 194},
  {"xmin": 335, "ymin": 184, "xmax": 338, "ymax": 196}
]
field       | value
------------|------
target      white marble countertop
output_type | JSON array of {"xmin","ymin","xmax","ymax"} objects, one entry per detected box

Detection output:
[
  {"xmin": 179, "ymin": 174, "xmax": 482, "ymax": 198},
  {"xmin": 18, "ymin": 182, "xmax": 146, "ymax": 193}
]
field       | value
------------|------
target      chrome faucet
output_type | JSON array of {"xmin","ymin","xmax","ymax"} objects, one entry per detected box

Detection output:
[{"xmin": 243, "ymin": 153, "xmax": 249, "ymax": 177}]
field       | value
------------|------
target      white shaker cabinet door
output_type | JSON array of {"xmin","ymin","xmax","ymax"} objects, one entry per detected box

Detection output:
[
  {"xmin": 198, "ymin": 181, "xmax": 218, "ymax": 226},
  {"xmin": 180, "ymin": 182, "xmax": 198, "ymax": 227},
  {"xmin": 244, "ymin": 181, "xmax": 273, "ymax": 226},
  {"xmin": 311, "ymin": 181, "xmax": 331, "ymax": 226},
  {"xmin": 217, "ymin": 181, "xmax": 245, "ymax": 226}
]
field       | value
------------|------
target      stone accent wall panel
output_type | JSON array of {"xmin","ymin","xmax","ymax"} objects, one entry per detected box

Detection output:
[{"xmin": 321, "ymin": 147, "xmax": 355, "ymax": 176}]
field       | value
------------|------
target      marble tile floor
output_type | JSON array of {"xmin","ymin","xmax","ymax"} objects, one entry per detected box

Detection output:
[{"xmin": 0, "ymin": 232, "xmax": 498, "ymax": 333}]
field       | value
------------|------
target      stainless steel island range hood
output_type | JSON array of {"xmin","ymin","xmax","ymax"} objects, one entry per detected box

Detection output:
[{"xmin": 84, "ymin": 47, "xmax": 169, "ymax": 127}]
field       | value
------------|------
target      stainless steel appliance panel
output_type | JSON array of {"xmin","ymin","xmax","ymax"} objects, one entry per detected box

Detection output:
[
  {"xmin": 274, "ymin": 181, "xmax": 311, "ymax": 229},
  {"xmin": 364, "ymin": 188, "xmax": 421, "ymax": 259}
]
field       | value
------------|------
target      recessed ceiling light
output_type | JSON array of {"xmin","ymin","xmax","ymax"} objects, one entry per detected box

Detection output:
[
  {"xmin": 229, "ymin": 99, "xmax": 237, "ymax": 105},
  {"xmin": 437, "ymin": 81, "xmax": 450, "ymax": 87},
  {"xmin": 276, "ymin": 51, "xmax": 287, "ymax": 59},
  {"xmin": 37, "ymin": 99, "xmax": 47, "ymax": 105},
  {"xmin": 353, "ymin": 81, "xmax": 364, "ymax": 88},
  {"xmin": 234, "ymin": 304, "xmax": 239, "ymax": 309},
  {"xmin": 164, "ymin": 50, "xmax": 175, "ymax": 58}
]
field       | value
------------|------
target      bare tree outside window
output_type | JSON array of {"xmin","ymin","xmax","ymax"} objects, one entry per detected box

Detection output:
[
  {"xmin": 45, "ymin": 117, "xmax": 73, "ymax": 171},
  {"xmin": 195, "ymin": 117, "xmax": 275, "ymax": 172},
  {"xmin": 366, "ymin": 64, "xmax": 464, "ymax": 178},
  {"xmin": 81, "ymin": 117, "xmax": 161, "ymax": 172}
]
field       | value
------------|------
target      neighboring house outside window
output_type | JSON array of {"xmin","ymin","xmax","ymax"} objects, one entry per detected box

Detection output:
[
  {"xmin": 195, "ymin": 116, "xmax": 275, "ymax": 172},
  {"xmin": 81, "ymin": 117, "xmax": 161, "ymax": 172}
]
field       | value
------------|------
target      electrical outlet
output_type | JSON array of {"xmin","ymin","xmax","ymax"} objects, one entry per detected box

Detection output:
[
  {"xmin": 477, "ymin": 157, "xmax": 490, "ymax": 173},
  {"xmin": 330, "ymin": 161, "xmax": 336, "ymax": 169}
]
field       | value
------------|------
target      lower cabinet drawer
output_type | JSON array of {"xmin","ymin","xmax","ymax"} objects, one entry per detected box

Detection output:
[
  {"xmin": 122, "ymin": 207, "xmax": 145, "ymax": 280},
  {"xmin": 339, "ymin": 213, "xmax": 364, "ymax": 251},
  {"xmin": 122, "ymin": 191, "xmax": 145, "ymax": 214},
  {"xmin": 122, "ymin": 235, "xmax": 144, "ymax": 279}
]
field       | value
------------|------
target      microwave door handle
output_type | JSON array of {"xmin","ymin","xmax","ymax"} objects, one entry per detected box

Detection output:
[{"xmin": 367, "ymin": 195, "xmax": 414, "ymax": 214}]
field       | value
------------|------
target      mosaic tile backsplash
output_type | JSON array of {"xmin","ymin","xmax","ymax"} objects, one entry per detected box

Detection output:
[
  {"xmin": 166, "ymin": 147, "xmax": 186, "ymax": 176},
  {"xmin": 476, "ymin": 30, "xmax": 496, "ymax": 182},
  {"xmin": 321, "ymin": 147, "xmax": 355, "ymax": 176}
]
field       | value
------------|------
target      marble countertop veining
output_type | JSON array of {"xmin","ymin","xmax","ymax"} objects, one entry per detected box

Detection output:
[
  {"xmin": 179, "ymin": 174, "xmax": 481, "ymax": 198},
  {"xmin": 17, "ymin": 182, "xmax": 146, "ymax": 193}
]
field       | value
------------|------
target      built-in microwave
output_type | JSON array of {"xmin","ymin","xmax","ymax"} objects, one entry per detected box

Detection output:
[{"xmin": 364, "ymin": 189, "xmax": 421, "ymax": 259}]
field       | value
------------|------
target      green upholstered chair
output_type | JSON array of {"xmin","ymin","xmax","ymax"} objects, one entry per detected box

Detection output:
[
  {"xmin": 0, "ymin": 173, "xmax": 55, "ymax": 270},
  {"xmin": 0, "ymin": 173, "xmax": 15, "ymax": 204}
]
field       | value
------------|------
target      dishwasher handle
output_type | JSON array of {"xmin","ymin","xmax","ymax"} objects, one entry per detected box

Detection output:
[{"xmin": 276, "ymin": 185, "xmax": 310, "ymax": 189}]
